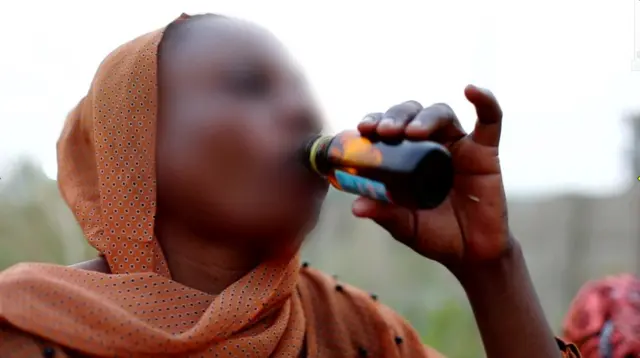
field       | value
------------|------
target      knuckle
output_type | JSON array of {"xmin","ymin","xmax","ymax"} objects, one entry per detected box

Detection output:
[
  {"xmin": 385, "ymin": 101, "xmax": 422, "ymax": 120},
  {"xmin": 383, "ymin": 106, "xmax": 405, "ymax": 119},
  {"xmin": 403, "ymin": 100, "xmax": 423, "ymax": 111},
  {"xmin": 430, "ymin": 103, "xmax": 456, "ymax": 120},
  {"xmin": 432, "ymin": 102, "xmax": 453, "ymax": 112},
  {"xmin": 361, "ymin": 112, "xmax": 383, "ymax": 122}
]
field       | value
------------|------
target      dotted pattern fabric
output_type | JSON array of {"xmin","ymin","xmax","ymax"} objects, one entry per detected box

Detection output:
[
  {"xmin": 56, "ymin": 24, "xmax": 169, "ymax": 277},
  {"xmin": 0, "ymin": 14, "xmax": 582, "ymax": 358},
  {"xmin": 563, "ymin": 274, "xmax": 640, "ymax": 357}
]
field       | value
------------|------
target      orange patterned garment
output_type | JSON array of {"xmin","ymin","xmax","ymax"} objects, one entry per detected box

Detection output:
[
  {"xmin": 0, "ymin": 14, "xmax": 580, "ymax": 358},
  {"xmin": 563, "ymin": 274, "xmax": 640, "ymax": 357}
]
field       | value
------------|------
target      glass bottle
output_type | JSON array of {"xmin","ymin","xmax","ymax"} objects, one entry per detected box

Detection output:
[{"xmin": 301, "ymin": 130, "xmax": 453, "ymax": 209}]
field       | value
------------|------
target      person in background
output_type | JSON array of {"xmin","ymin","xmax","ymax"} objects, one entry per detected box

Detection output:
[
  {"xmin": 0, "ymin": 13, "xmax": 580, "ymax": 357},
  {"xmin": 563, "ymin": 274, "xmax": 640, "ymax": 357}
]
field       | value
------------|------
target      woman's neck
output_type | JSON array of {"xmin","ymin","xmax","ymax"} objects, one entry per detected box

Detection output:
[{"xmin": 155, "ymin": 218, "xmax": 262, "ymax": 295}]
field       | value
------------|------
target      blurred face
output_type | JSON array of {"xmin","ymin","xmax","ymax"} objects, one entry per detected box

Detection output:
[{"xmin": 156, "ymin": 17, "xmax": 328, "ymax": 247}]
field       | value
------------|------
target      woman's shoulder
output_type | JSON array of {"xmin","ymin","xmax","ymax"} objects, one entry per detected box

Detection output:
[
  {"xmin": 297, "ymin": 265, "xmax": 417, "ymax": 327},
  {"xmin": 0, "ymin": 324, "xmax": 71, "ymax": 358},
  {"xmin": 0, "ymin": 260, "xmax": 109, "ymax": 358},
  {"xmin": 297, "ymin": 265, "xmax": 445, "ymax": 357}
]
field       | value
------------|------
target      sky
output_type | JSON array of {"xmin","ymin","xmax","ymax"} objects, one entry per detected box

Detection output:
[{"xmin": 0, "ymin": 0, "xmax": 639, "ymax": 196}]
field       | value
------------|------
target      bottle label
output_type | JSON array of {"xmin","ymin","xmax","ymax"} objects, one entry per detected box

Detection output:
[
  {"xmin": 331, "ymin": 131, "xmax": 384, "ymax": 168},
  {"xmin": 334, "ymin": 170, "xmax": 391, "ymax": 202}
]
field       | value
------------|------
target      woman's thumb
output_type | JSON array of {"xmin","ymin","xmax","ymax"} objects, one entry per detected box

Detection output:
[
  {"xmin": 352, "ymin": 197, "xmax": 415, "ymax": 239},
  {"xmin": 464, "ymin": 84, "xmax": 503, "ymax": 147}
]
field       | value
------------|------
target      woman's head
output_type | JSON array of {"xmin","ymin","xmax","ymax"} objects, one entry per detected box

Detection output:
[
  {"xmin": 155, "ymin": 14, "xmax": 328, "ymax": 248},
  {"xmin": 57, "ymin": 14, "xmax": 328, "ymax": 275}
]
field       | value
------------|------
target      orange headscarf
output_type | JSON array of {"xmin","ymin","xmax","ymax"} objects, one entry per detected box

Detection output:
[
  {"xmin": 563, "ymin": 274, "xmax": 640, "ymax": 357},
  {"xmin": 0, "ymin": 14, "xmax": 445, "ymax": 358}
]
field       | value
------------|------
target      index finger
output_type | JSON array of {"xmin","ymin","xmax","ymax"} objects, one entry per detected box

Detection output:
[{"xmin": 357, "ymin": 112, "xmax": 383, "ymax": 137}]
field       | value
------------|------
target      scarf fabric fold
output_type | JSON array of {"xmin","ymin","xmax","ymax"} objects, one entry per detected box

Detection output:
[{"xmin": 0, "ymin": 14, "xmax": 439, "ymax": 358}]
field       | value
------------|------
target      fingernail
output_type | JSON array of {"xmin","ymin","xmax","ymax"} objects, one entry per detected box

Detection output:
[
  {"xmin": 407, "ymin": 121, "xmax": 423, "ymax": 129},
  {"xmin": 361, "ymin": 115, "xmax": 376, "ymax": 123},
  {"xmin": 352, "ymin": 201, "xmax": 367, "ymax": 216},
  {"xmin": 378, "ymin": 118, "xmax": 396, "ymax": 128}
]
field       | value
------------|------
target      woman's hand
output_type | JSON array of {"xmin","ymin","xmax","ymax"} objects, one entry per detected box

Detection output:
[
  {"xmin": 356, "ymin": 88, "xmax": 578, "ymax": 357},
  {"xmin": 354, "ymin": 85, "xmax": 509, "ymax": 269}
]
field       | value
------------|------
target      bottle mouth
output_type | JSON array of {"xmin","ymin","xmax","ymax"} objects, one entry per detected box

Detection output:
[{"xmin": 298, "ymin": 134, "xmax": 323, "ymax": 173}]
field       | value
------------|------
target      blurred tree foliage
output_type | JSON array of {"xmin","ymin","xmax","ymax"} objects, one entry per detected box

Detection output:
[
  {"xmin": 0, "ymin": 159, "xmax": 483, "ymax": 357},
  {"xmin": 0, "ymin": 158, "xmax": 95, "ymax": 268}
]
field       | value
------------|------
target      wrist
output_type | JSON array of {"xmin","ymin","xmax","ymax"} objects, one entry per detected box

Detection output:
[
  {"xmin": 447, "ymin": 237, "xmax": 561, "ymax": 357},
  {"xmin": 447, "ymin": 237, "xmax": 523, "ymax": 289}
]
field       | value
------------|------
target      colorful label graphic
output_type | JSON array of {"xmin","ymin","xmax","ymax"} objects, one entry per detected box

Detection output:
[
  {"xmin": 330, "ymin": 131, "xmax": 383, "ymax": 167},
  {"xmin": 334, "ymin": 170, "xmax": 391, "ymax": 202}
]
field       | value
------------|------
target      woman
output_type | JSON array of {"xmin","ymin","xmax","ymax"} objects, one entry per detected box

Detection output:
[
  {"xmin": 0, "ymin": 13, "xmax": 579, "ymax": 357},
  {"xmin": 563, "ymin": 274, "xmax": 640, "ymax": 357}
]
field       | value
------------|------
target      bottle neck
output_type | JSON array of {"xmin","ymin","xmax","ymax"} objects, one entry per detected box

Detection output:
[{"xmin": 306, "ymin": 135, "xmax": 333, "ymax": 176}]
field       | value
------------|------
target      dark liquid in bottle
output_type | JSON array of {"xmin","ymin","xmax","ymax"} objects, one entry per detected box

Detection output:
[{"xmin": 301, "ymin": 130, "xmax": 454, "ymax": 210}]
